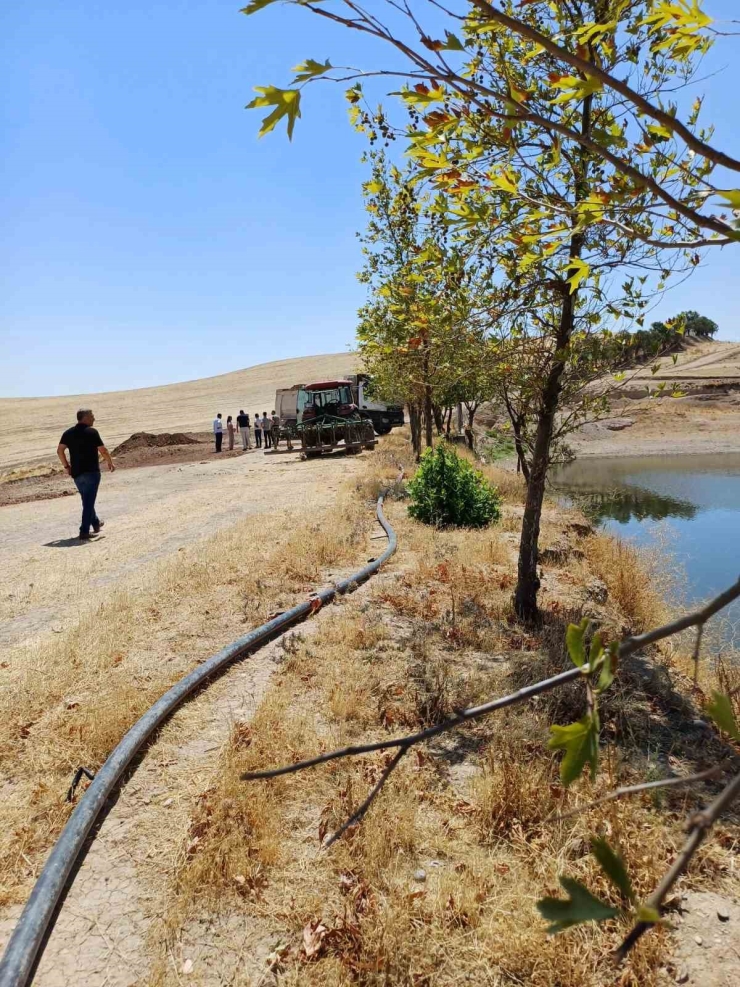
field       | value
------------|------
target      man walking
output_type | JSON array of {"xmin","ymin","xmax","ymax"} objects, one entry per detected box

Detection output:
[
  {"xmin": 236, "ymin": 410, "xmax": 251, "ymax": 450},
  {"xmin": 213, "ymin": 413, "xmax": 223, "ymax": 452},
  {"xmin": 57, "ymin": 409, "xmax": 115, "ymax": 540}
]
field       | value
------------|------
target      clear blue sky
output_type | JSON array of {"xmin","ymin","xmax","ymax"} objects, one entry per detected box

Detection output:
[{"xmin": 2, "ymin": 1, "xmax": 739, "ymax": 397}]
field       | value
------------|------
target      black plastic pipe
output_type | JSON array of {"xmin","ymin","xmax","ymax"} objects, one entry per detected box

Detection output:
[{"xmin": 0, "ymin": 494, "xmax": 397, "ymax": 987}]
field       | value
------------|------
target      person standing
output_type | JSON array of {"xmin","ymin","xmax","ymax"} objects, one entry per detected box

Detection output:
[
  {"xmin": 226, "ymin": 415, "xmax": 235, "ymax": 451},
  {"xmin": 236, "ymin": 410, "xmax": 251, "ymax": 450},
  {"xmin": 262, "ymin": 411, "xmax": 272, "ymax": 449},
  {"xmin": 254, "ymin": 412, "xmax": 262, "ymax": 448},
  {"xmin": 271, "ymin": 411, "xmax": 280, "ymax": 450},
  {"xmin": 213, "ymin": 413, "xmax": 223, "ymax": 452},
  {"xmin": 57, "ymin": 409, "xmax": 115, "ymax": 540}
]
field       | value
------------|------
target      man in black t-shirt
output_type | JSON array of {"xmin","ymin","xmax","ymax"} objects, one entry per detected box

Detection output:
[
  {"xmin": 57, "ymin": 409, "xmax": 116, "ymax": 540},
  {"xmin": 236, "ymin": 410, "xmax": 251, "ymax": 450}
]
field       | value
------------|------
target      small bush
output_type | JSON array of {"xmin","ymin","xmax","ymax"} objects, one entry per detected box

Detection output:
[{"xmin": 407, "ymin": 444, "xmax": 501, "ymax": 528}]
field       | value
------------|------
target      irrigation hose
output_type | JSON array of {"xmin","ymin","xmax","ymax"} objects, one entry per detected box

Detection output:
[{"xmin": 0, "ymin": 493, "xmax": 397, "ymax": 987}]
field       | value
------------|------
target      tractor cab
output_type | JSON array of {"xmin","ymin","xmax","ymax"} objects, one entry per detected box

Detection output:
[{"xmin": 298, "ymin": 380, "xmax": 357, "ymax": 423}]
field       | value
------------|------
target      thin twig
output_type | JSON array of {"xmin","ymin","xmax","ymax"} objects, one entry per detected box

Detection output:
[
  {"xmin": 241, "ymin": 663, "xmax": 585, "ymax": 780},
  {"xmin": 693, "ymin": 624, "xmax": 704, "ymax": 685},
  {"xmin": 616, "ymin": 770, "xmax": 740, "ymax": 960},
  {"xmin": 618, "ymin": 577, "xmax": 740, "ymax": 660},
  {"xmin": 551, "ymin": 763, "xmax": 731, "ymax": 822},
  {"xmin": 323, "ymin": 746, "xmax": 409, "ymax": 848}
]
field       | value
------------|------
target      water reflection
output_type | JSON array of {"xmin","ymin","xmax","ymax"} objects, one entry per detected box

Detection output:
[
  {"xmin": 571, "ymin": 486, "xmax": 697, "ymax": 526},
  {"xmin": 552, "ymin": 453, "xmax": 740, "ymax": 648}
]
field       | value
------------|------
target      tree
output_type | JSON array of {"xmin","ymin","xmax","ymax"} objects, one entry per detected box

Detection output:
[
  {"xmin": 678, "ymin": 309, "xmax": 719, "ymax": 338},
  {"xmin": 244, "ymin": 0, "xmax": 735, "ymax": 621},
  {"xmin": 356, "ymin": 151, "xmax": 499, "ymax": 459}
]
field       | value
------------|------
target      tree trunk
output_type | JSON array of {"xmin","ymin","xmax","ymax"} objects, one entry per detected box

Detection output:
[
  {"xmin": 513, "ymin": 294, "xmax": 574, "ymax": 621},
  {"xmin": 409, "ymin": 404, "xmax": 422, "ymax": 461},
  {"xmin": 464, "ymin": 403, "xmax": 478, "ymax": 451},
  {"xmin": 424, "ymin": 384, "xmax": 434, "ymax": 448},
  {"xmin": 445, "ymin": 406, "xmax": 453, "ymax": 437},
  {"xmin": 432, "ymin": 403, "xmax": 444, "ymax": 435},
  {"xmin": 514, "ymin": 91, "xmax": 592, "ymax": 623}
]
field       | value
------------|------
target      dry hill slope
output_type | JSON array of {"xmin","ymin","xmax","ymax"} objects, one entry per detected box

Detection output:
[{"xmin": 0, "ymin": 353, "xmax": 359, "ymax": 471}]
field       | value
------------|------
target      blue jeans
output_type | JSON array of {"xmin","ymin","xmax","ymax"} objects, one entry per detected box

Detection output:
[{"xmin": 74, "ymin": 471, "xmax": 101, "ymax": 535}]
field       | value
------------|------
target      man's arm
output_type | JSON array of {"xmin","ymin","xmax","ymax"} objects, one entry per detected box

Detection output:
[
  {"xmin": 57, "ymin": 443, "xmax": 71, "ymax": 475},
  {"xmin": 98, "ymin": 445, "xmax": 116, "ymax": 472}
]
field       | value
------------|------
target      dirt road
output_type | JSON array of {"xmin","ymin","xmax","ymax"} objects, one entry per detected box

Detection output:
[{"xmin": 0, "ymin": 449, "xmax": 364, "ymax": 650}]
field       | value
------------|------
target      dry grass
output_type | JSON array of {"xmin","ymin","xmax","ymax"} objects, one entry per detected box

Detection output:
[
  {"xmin": 145, "ymin": 440, "xmax": 740, "ymax": 987},
  {"xmin": 583, "ymin": 532, "xmax": 668, "ymax": 634},
  {"xmin": 0, "ymin": 485, "xmax": 372, "ymax": 908}
]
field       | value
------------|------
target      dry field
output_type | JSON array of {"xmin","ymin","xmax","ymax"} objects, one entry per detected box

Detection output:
[
  {"xmin": 0, "ymin": 352, "xmax": 358, "ymax": 472},
  {"xmin": 2, "ymin": 432, "xmax": 739, "ymax": 987}
]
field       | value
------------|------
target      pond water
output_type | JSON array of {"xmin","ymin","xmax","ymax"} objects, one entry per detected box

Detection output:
[{"xmin": 552, "ymin": 453, "xmax": 740, "ymax": 647}]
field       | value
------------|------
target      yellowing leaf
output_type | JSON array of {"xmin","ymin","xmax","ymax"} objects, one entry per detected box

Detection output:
[
  {"xmin": 566, "ymin": 257, "xmax": 590, "ymax": 293},
  {"xmin": 247, "ymin": 86, "xmax": 302, "ymax": 140},
  {"xmin": 291, "ymin": 58, "xmax": 333, "ymax": 84}
]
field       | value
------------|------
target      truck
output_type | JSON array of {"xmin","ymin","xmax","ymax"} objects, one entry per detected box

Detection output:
[{"xmin": 346, "ymin": 374, "xmax": 405, "ymax": 435}]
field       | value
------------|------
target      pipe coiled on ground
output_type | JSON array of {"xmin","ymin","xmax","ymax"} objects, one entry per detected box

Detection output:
[{"xmin": 0, "ymin": 492, "xmax": 397, "ymax": 987}]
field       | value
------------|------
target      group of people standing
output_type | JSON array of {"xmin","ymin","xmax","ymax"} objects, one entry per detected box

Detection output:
[{"xmin": 212, "ymin": 411, "xmax": 280, "ymax": 452}]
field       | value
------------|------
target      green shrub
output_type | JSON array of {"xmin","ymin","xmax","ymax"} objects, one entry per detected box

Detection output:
[{"xmin": 407, "ymin": 444, "xmax": 501, "ymax": 528}]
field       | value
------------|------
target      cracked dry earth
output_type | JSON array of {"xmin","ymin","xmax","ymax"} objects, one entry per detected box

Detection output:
[{"xmin": 0, "ymin": 540, "xmax": 391, "ymax": 987}]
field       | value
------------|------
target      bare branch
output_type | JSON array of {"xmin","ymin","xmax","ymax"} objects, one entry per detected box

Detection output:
[
  {"xmin": 616, "ymin": 770, "xmax": 740, "ymax": 960},
  {"xmin": 323, "ymin": 746, "xmax": 409, "ymax": 848},
  {"xmin": 551, "ymin": 763, "xmax": 732, "ymax": 822}
]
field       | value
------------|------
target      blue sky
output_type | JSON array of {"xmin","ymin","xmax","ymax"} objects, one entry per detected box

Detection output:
[{"xmin": 2, "ymin": 1, "xmax": 739, "ymax": 397}]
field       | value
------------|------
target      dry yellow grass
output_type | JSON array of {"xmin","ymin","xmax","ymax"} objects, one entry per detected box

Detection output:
[
  {"xmin": 0, "ymin": 352, "xmax": 359, "ymax": 471},
  {"xmin": 0, "ymin": 487, "xmax": 371, "ymax": 908},
  {"xmin": 145, "ymin": 443, "xmax": 739, "ymax": 987}
]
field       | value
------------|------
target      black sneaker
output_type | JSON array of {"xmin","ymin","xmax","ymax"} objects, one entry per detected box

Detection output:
[
  {"xmin": 79, "ymin": 532, "xmax": 93, "ymax": 540},
  {"xmin": 93, "ymin": 520, "xmax": 104, "ymax": 533}
]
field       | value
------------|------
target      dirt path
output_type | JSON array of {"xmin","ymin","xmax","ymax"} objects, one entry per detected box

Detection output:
[
  {"xmin": 0, "ymin": 530, "xmax": 393, "ymax": 987},
  {"xmin": 0, "ymin": 449, "xmax": 364, "ymax": 650}
]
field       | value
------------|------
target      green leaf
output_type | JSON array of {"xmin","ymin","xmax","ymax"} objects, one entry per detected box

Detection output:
[
  {"xmin": 719, "ymin": 190, "xmax": 740, "ymax": 209},
  {"xmin": 635, "ymin": 904, "xmax": 662, "ymax": 924},
  {"xmin": 537, "ymin": 876, "xmax": 618, "ymax": 933},
  {"xmin": 240, "ymin": 0, "xmax": 280, "ymax": 14},
  {"xmin": 589, "ymin": 631, "xmax": 604, "ymax": 666},
  {"xmin": 706, "ymin": 691, "xmax": 740, "ymax": 741},
  {"xmin": 591, "ymin": 837, "xmax": 634, "ymax": 902},
  {"xmin": 548, "ymin": 715, "xmax": 598, "ymax": 787},
  {"xmin": 246, "ymin": 86, "xmax": 302, "ymax": 140},
  {"xmin": 596, "ymin": 642, "xmax": 617, "ymax": 694},
  {"xmin": 565, "ymin": 619, "xmax": 588, "ymax": 668},
  {"xmin": 292, "ymin": 58, "xmax": 333, "ymax": 84},
  {"xmin": 441, "ymin": 31, "xmax": 465, "ymax": 51}
]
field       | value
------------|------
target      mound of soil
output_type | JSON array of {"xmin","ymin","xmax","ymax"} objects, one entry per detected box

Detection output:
[{"xmin": 112, "ymin": 432, "xmax": 199, "ymax": 456}]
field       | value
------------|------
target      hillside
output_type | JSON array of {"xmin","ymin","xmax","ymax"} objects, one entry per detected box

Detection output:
[{"xmin": 0, "ymin": 353, "xmax": 359, "ymax": 472}]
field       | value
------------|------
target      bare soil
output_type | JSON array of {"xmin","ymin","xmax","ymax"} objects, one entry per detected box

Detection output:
[
  {"xmin": 0, "ymin": 352, "xmax": 358, "ymax": 472},
  {"xmin": 0, "ymin": 443, "xmax": 365, "ymax": 649}
]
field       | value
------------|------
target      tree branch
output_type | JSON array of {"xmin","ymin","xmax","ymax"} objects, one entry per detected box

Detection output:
[
  {"xmin": 469, "ymin": 0, "xmax": 740, "ymax": 174},
  {"xmin": 616, "ymin": 770, "xmax": 740, "ymax": 960}
]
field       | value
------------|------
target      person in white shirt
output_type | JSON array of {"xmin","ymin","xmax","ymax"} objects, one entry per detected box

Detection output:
[
  {"xmin": 262, "ymin": 411, "xmax": 272, "ymax": 449},
  {"xmin": 213, "ymin": 413, "xmax": 223, "ymax": 453},
  {"xmin": 253, "ymin": 411, "xmax": 262, "ymax": 448}
]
